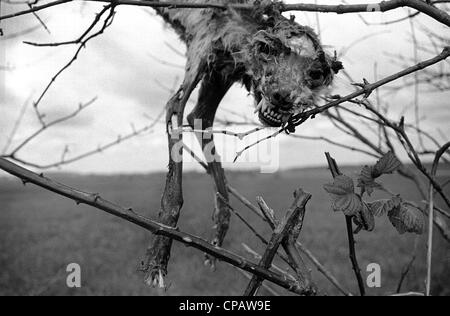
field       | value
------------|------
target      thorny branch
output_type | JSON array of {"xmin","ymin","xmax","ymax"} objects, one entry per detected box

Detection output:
[
  {"xmin": 426, "ymin": 142, "xmax": 450, "ymax": 296},
  {"xmin": 4, "ymin": 123, "xmax": 156, "ymax": 169},
  {"xmin": 1, "ymin": 94, "xmax": 33, "ymax": 155},
  {"xmin": 6, "ymin": 97, "xmax": 98, "ymax": 158},
  {"xmin": 28, "ymin": 4, "xmax": 116, "ymax": 113},
  {"xmin": 1, "ymin": 95, "xmax": 166, "ymax": 169},
  {"xmin": 0, "ymin": 157, "xmax": 309, "ymax": 295},
  {"xmin": 359, "ymin": 100, "xmax": 450, "ymax": 210},
  {"xmin": 2, "ymin": 0, "xmax": 450, "ymax": 27}
]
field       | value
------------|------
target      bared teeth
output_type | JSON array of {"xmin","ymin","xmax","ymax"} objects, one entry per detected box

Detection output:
[
  {"xmin": 257, "ymin": 99, "xmax": 289, "ymax": 126},
  {"xmin": 263, "ymin": 111, "xmax": 281, "ymax": 123},
  {"xmin": 254, "ymin": 100, "xmax": 263, "ymax": 114}
]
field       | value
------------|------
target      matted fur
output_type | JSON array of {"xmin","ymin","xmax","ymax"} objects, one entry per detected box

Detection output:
[{"xmin": 152, "ymin": 0, "xmax": 343, "ymax": 126}]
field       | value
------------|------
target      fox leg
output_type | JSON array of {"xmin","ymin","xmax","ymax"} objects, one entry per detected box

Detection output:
[
  {"xmin": 187, "ymin": 71, "xmax": 233, "ymax": 264},
  {"xmin": 143, "ymin": 67, "xmax": 203, "ymax": 286}
]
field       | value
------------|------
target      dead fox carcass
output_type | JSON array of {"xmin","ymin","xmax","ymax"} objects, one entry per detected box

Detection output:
[{"xmin": 143, "ymin": 0, "xmax": 343, "ymax": 285}]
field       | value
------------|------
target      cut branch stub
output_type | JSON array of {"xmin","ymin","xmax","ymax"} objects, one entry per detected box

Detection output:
[{"xmin": 244, "ymin": 189, "xmax": 315, "ymax": 296}]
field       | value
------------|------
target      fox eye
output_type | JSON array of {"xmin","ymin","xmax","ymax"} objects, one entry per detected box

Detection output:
[
  {"xmin": 258, "ymin": 43, "xmax": 271, "ymax": 55},
  {"xmin": 309, "ymin": 70, "xmax": 323, "ymax": 80}
]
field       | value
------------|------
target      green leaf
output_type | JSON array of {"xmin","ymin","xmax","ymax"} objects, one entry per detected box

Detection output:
[
  {"xmin": 367, "ymin": 196, "xmax": 403, "ymax": 217},
  {"xmin": 373, "ymin": 151, "xmax": 402, "ymax": 177},
  {"xmin": 324, "ymin": 175, "xmax": 363, "ymax": 217},
  {"xmin": 388, "ymin": 204, "xmax": 424, "ymax": 235},
  {"xmin": 353, "ymin": 203, "xmax": 375, "ymax": 232}
]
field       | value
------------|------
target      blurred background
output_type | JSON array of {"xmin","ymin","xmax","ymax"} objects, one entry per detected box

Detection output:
[{"xmin": 1, "ymin": 0, "xmax": 449, "ymax": 296}]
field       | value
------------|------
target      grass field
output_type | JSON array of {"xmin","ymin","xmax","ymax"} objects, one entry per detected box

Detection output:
[{"xmin": 0, "ymin": 165, "xmax": 449, "ymax": 296}]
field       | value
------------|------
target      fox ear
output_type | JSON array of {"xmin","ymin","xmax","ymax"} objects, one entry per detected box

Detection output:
[
  {"xmin": 331, "ymin": 60, "xmax": 344, "ymax": 74},
  {"xmin": 317, "ymin": 50, "xmax": 327, "ymax": 63}
]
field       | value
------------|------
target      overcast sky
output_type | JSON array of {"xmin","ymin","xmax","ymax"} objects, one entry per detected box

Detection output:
[{"xmin": 1, "ymin": 0, "xmax": 449, "ymax": 174}]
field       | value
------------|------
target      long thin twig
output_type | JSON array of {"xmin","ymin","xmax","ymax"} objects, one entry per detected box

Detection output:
[
  {"xmin": 1, "ymin": 94, "xmax": 33, "ymax": 155},
  {"xmin": 176, "ymin": 126, "xmax": 265, "ymax": 140},
  {"xmin": 290, "ymin": 134, "xmax": 379, "ymax": 159},
  {"xmin": 426, "ymin": 142, "xmax": 450, "ymax": 296},
  {"xmin": 426, "ymin": 183, "xmax": 435, "ymax": 296},
  {"xmin": 361, "ymin": 101, "xmax": 450, "ymax": 210},
  {"xmin": 27, "ymin": 3, "xmax": 51, "ymax": 34},
  {"xmin": 325, "ymin": 152, "xmax": 366, "ymax": 296},
  {"xmin": 409, "ymin": 16, "xmax": 425, "ymax": 150},
  {"xmin": 216, "ymin": 193, "xmax": 297, "ymax": 270},
  {"xmin": 296, "ymin": 242, "xmax": 351, "ymax": 296},
  {"xmin": 5, "ymin": 97, "xmax": 97, "ymax": 158},
  {"xmin": 7, "ymin": 123, "xmax": 154, "ymax": 169},
  {"xmin": 31, "ymin": 5, "xmax": 115, "ymax": 112},
  {"xmin": 2, "ymin": 0, "xmax": 450, "ymax": 27},
  {"xmin": 396, "ymin": 239, "xmax": 418, "ymax": 294},
  {"xmin": 291, "ymin": 47, "xmax": 450, "ymax": 127}
]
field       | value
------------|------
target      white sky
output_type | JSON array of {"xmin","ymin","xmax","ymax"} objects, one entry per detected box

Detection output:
[{"xmin": 1, "ymin": 0, "xmax": 449, "ymax": 174}]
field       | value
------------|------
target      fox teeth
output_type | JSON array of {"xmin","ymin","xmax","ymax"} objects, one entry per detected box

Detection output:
[
  {"xmin": 254, "ymin": 100, "xmax": 263, "ymax": 114},
  {"xmin": 263, "ymin": 111, "xmax": 281, "ymax": 123}
]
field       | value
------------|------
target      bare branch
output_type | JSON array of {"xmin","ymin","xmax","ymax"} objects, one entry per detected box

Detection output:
[
  {"xmin": 1, "ymin": 94, "xmax": 33, "ymax": 155},
  {"xmin": 427, "ymin": 142, "xmax": 450, "ymax": 296},
  {"xmin": 290, "ymin": 133, "xmax": 380, "ymax": 159},
  {"xmin": 0, "ymin": 157, "xmax": 308, "ymax": 295},
  {"xmin": 396, "ymin": 238, "xmax": 418, "ymax": 294},
  {"xmin": 2, "ymin": 0, "xmax": 450, "ymax": 27},
  {"xmin": 30, "ymin": 5, "xmax": 115, "ymax": 111},
  {"xmin": 4, "ymin": 97, "xmax": 97, "ymax": 158},
  {"xmin": 5, "ymin": 104, "xmax": 166, "ymax": 169}
]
